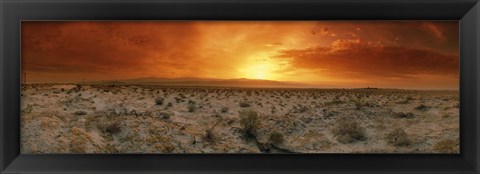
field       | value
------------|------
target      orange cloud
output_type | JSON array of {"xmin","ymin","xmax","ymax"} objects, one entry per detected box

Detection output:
[
  {"xmin": 274, "ymin": 39, "xmax": 458, "ymax": 78},
  {"xmin": 21, "ymin": 21, "xmax": 459, "ymax": 89},
  {"xmin": 22, "ymin": 22, "xmax": 204, "ymax": 77}
]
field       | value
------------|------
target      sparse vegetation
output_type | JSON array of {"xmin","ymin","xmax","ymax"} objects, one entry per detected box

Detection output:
[
  {"xmin": 21, "ymin": 84, "xmax": 459, "ymax": 153},
  {"xmin": 22, "ymin": 105, "xmax": 33, "ymax": 114},
  {"xmin": 155, "ymin": 97, "xmax": 165, "ymax": 105},
  {"xmin": 204, "ymin": 119, "xmax": 222, "ymax": 142},
  {"xmin": 239, "ymin": 109, "xmax": 260, "ymax": 138},
  {"xmin": 332, "ymin": 118, "xmax": 365, "ymax": 143},
  {"xmin": 325, "ymin": 99, "xmax": 345, "ymax": 106},
  {"xmin": 239, "ymin": 101, "xmax": 251, "ymax": 107},
  {"xmin": 106, "ymin": 122, "xmax": 122, "ymax": 134},
  {"xmin": 415, "ymin": 104, "xmax": 430, "ymax": 111},
  {"xmin": 392, "ymin": 112, "xmax": 414, "ymax": 119},
  {"xmin": 385, "ymin": 128, "xmax": 410, "ymax": 146},
  {"xmin": 221, "ymin": 106, "xmax": 229, "ymax": 113},
  {"xmin": 187, "ymin": 103, "xmax": 196, "ymax": 112},
  {"xmin": 157, "ymin": 111, "xmax": 173, "ymax": 120},
  {"xmin": 74, "ymin": 111, "xmax": 87, "ymax": 116},
  {"xmin": 97, "ymin": 121, "xmax": 122, "ymax": 135},
  {"xmin": 269, "ymin": 132, "xmax": 284, "ymax": 145}
]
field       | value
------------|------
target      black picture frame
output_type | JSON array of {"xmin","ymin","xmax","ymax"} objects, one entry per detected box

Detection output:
[{"xmin": 1, "ymin": 0, "xmax": 479, "ymax": 173}]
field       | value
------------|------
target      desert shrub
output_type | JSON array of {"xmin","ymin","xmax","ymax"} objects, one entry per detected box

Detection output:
[
  {"xmin": 391, "ymin": 112, "xmax": 414, "ymax": 119},
  {"xmin": 106, "ymin": 121, "xmax": 122, "ymax": 134},
  {"xmin": 155, "ymin": 97, "xmax": 164, "ymax": 105},
  {"xmin": 354, "ymin": 101, "xmax": 363, "ymax": 110},
  {"xmin": 187, "ymin": 103, "xmax": 196, "ymax": 112},
  {"xmin": 415, "ymin": 104, "xmax": 430, "ymax": 111},
  {"xmin": 74, "ymin": 111, "xmax": 87, "ymax": 116},
  {"xmin": 22, "ymin": 105, "xmax": 33, "ymax": 114},
  {"xmin": 269, "ymin": 132, "xmax": 284, "ymax": 145},
  {"xmin": 97, "ymin": 121, "xmax": 122, "ymax": 135},
  {"xmin": 174, "ymin": 97, "xmax": 182, "ymax": 103},
  {"xmin": 385, "ymin": 128, "xmax": 410, "ymax": 146},
  {"xmin": 239, "ymin": 101, "xmax": 251, "ymax": 107},
  {"xmin": 73, "ymin": 84, "xmax": 82, "ymax": 92},
  {"xmin": 325, "ymin": 99, "xmax": 345, "ymax": 106},
  {"xmin": 292, "ymin": 104, "xmax": 308, "ymax": 113},
  {"xmin": 397, "ymin": 99, "xmax": 409, "ymax": 104},
  {"xmin": 355, "ymin": 101, "xmax": 376, "ymax": 109},
  {"xmin": 212, "ymin": 112, "xmax": 221, "ymax": 118},
  {"xmin": 157, "ymin": 111, "xmax": 173, "ymax": 120},
  {"xmin": 221, "ymin": 106, "xmax": 229, "ymax": 113},
  {"xmin": 331, "ymin": 118, "xmax": 365, "ymax": 143},
  {"xmin": 239, "ymin": 109, "xmax": 260, "ymax": 138},
  {"xmin": 204, "ymin": 129, "xmax": 215, "ymax": 142},
  {"xmin": 167, "ymin": 102, "xmax": 173, "ymax": 107},
  {"xmin": 203, "ymin": 119, "xmax": 223, "ymax": 143},
  {"xmin": 434, "ymin": 139, "xmax": 458, "ymax": 153}
]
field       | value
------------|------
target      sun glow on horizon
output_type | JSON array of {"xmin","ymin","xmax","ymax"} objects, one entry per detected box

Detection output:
[
  {"xmin": 240, "ymin": 63, "xmax": 273, "ymax": 80},
  {"xmin": 238, "ymin": 52, "xmax": 283, "ymax": 80}
]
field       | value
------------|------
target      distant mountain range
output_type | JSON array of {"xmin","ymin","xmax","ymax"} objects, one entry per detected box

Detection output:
[{"xmin": 89, "ymin": 77, "xmax": 317, "ymax": 88}]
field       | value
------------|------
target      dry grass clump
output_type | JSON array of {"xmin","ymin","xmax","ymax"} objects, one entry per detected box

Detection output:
[
  {"xmin": 156, "ymin": 111, "xmax": 173, "ymax": 120},
  {"xmin": 22, "ymin": 105, "xmax": 33, "ymax": 114},
  {"xmin": 385, "ymin": 128, "xmax": 410, "ymax": 146},
  {"xmin": 203, "ymin": 119, "xmax": 222, "ymax": 143},
  {"xmin": 97, "ymin": 121, "xmax": 122, "ymax": 135},
  {"xmin": 324, "ymin": 99, "xmax": 345, "ymax": 106},
  {"xmin": 155, "ymin": 97, "xmax": 164, "ymax": 105},
  {"xmin": 239, "ymin": 101, "xmax": 251, "ymax": 107},
  {"xmin": 269, "ymin": 132, "xmax": 284, "ymax": 145},
  {"xmin": 331, "ymin": 118, "xmax": 365, "ymax": 143},
  {"xmin": 187, "ymin": 103, "xmax": 196, "ymax": 112},
  {"xmin": 72, "ymin": 84, "xmax": 82, "ymax": 92},
  {"xmin": 391, "ymin": 112, "xmax": 414, "ymax": 119},
  {"xmin": 397, "ymin": 96, "xmax": 414, "ymax": 104},
  {"xmin": 74, "ymin": 110, "xmax": 87, "ymax": 116},
  {"xmin": 239, "ymin": 109, "xmax": 260, "ymax": 138},
  {"xmin": 186, "ymin": 100, "xmax": 197, "ymax": 112},
  {"xmin": 433, "ymin": 139, "xmax": 458, "ymax": 153},
  {"xmin": 415, "ymin": 104, "xmax": 430, "ymax": 111},
  {"xmin": 204, "ymin": 129, "xmax": 216, "ymax": 142},
  {"xmin": 221, "ymin": 106, "xmax": 229, "ymax": 113},
  {"xmin": 354, "ymin": 101, "xmax": 377, "ymax": 110},
  {"xmin": 106, "ymin": 122, "xmax": 122, "ymax": 134},
  {"xmin": 292, "ymin": 104, "xmax": 308, "ymax": 113}
]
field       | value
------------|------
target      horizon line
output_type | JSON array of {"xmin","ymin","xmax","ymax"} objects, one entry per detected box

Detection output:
[{"xmin": 21, "ymin": 82, "xmax": 459, "ymax": 91}]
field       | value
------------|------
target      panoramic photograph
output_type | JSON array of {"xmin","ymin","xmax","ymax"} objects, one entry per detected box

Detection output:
[{"xmin": 20, "ymin": 21, "xmax": 459, "ymax": 153}]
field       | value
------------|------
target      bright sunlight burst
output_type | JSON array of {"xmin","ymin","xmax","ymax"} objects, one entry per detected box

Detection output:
[{"xmin": 238, "ymin": 52, "xmax": 283, "ymax": 80}]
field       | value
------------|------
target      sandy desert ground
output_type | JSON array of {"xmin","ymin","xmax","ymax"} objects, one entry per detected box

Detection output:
[{"xmin": 20, "ymin": 84, "xmax": 459, "ymax": 153}]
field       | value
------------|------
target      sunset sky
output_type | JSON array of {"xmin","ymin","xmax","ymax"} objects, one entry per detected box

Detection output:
[{"xmin": 22, "ymin": 21, "xmax": 459, "ymax": 89}]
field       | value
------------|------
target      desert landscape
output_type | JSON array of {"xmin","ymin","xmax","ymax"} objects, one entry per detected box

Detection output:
[
  {"xmin": 21, "ymin": 81, "xmax": 459, "ymax": 153},
  {"xmin": 21, "ymin": 21, "xmax": 460, "ymax": 153}
]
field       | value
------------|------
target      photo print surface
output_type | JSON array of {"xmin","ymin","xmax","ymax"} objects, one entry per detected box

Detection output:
[{"xmin": 21, "ymin": 21, "xmax": 459, "ymax": 153}]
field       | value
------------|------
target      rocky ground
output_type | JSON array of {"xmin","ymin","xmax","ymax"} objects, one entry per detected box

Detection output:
[{"xmin": 20, "ymin": 84, "xmax": 459, "ymax": 153}]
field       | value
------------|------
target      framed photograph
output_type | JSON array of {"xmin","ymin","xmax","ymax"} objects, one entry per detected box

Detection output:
[{"xmin": 1, "ymin": 0, "xmax": 479, "ymax": 173}]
